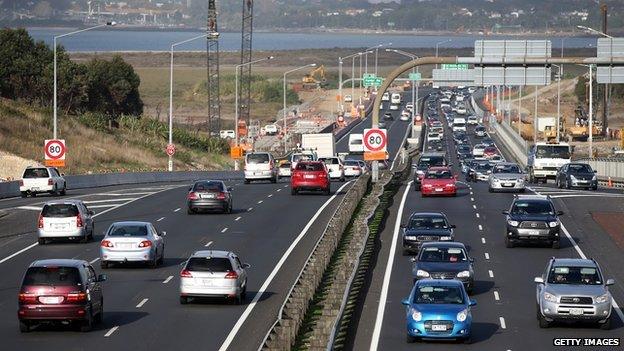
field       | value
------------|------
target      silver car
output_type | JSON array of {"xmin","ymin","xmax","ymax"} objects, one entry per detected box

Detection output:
[
  {"xmin": 488, "ymin": 162, "xmax": 526, "ymax": 193},
  {"xmin": 179, "ymin": 250, "xmax": 249, "ymax": 305},
  {"xmin": 38, "ymin": 200, "xmax": 94, "ymax": 244},
  {"xmin": 535, "ymin": 258, "xmax": 614, "ymax": 329},
  {"xmin": 100, "ymin": 221, "xmax": 165, "ymax": 268}
]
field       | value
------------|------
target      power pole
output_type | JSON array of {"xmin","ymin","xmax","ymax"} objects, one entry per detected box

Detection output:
[
  {"xmin": 239, "ymin": 0, "xmax": 254, "ymax": 127},
  {"xmin": 207, "ymin": 0, "xmax": 221, "ymax": 134},
  {"xmin": 601, "ymin": 3, "xmax": 609, "ymax": 135}
]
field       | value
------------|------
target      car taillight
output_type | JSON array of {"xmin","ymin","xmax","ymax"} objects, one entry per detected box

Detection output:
[
  {"xmin": 48, "ymin": 178, "xmax": 53, "ymax": 186},
  {"xmin": 38, "ymin": 214, "xmax": 44, "ymax": 229},
  {"xmin": 356, "ymin": 166, "xmax": 362, "ymax": 171},
  {"xmin": 187, "ymin": 192, "xmax": 199, "ymax": 200},
  {"xmin": 19, "ymin": 180, "xmax": 24, "ymax": 186},
  {"xmin": 138, "ymin": 240, "xmax": 152, "ymax": 248},
  {"xmin": 225, "ymin": 271, "xmax": 238, "ymax": 279},
  {"xmin": 180, "ymin": 269, "xmax": 192, "ymax": 278},
  {"xmin": 101, "ymin": 240, "xmax": 114, "ymax": 248},
  {"xmin": 66, "ymin": 292, "xmax": 87, "ymax": 302},
  {"xmin": 216, "ymin": 192, "xmax": 227, "ymax": 200},
  {"xmin": 319, "ymin": 173, "xmax": 327, "ymax": 178},
  {"xmin": 76, "ymin": 216, "xmax": 83, "ymax": 228},
  {"xmin": 18, "ymin": 293, "xmax": 37, "ymax": 303}
]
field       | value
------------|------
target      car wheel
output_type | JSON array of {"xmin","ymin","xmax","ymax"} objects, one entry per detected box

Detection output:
[
  {"xmin": 462, "ymin": 335, "xmax": 472, "ymax": 344},
  {"xmin": 402, "ymin": 249, "xmax": 410, "ymax": 256},
  {"xmin": 552, "ymin": 240, "xmax": 560, "ymax": 249},
  {"xmin": 323, "ymin": 188, "xmax": 330, "ymax": 196},
  {"xmin": 82, "ymin": 234, "xmax": 90, "ymax": 244},
  {"xmin": 340, "ymin": 177, "xmax": 346, "ymax": 182},
  {"xmin": 235, "ymin": 292, "xmax": 243, "ymax": 305},
  {"xmin": 244, "ymin": 179, "xmax": 250, "ymax": 184},
  {"xmin": 414, "ymin": 184, "xmax": 421, "ymax": 192},
  {"xmin": 591, "ymin": 185, "xmax": 598, "ymax": 191},
  {"xmin": 556, "ymin": 178, "xmax": 562, "ymax": 189},
  {"xmin": 80, "ymin": 310, "xmax": 93, "ymax": 332},
  {"xmin": 31, "ymin": 192, "xmax": 36, "ymax": 198},
  {"xmin": 149, "ymin": 256, "xmax": 158, "ymax": 269},
  {"xmin": 271, "ymin": 175, "xmax": 277, "ymax": 184},
  {"xmin": 519, "ymin": 188, "xmax": 526, "ymax": 193},
  {"xmin": 505, "ymin": 236, "xmax": 514, "ymax": 248},
  {"xmin": 158, "ymin": 247, "xmax": 165, "ymax": 265},
  {"xmin": 20, "ymin": 192, "xmax": 27, "ymax": 198},
  {"xmin": 60, "ymin": 186, "xmax": 66, "ymax": 196},
  {"xmin": 291, "ymin": 188, "xmax": 297, "ymax": 195},
  {"xmin": 100, "ymin": 261, "xmax": 109, "ymax": 269},
  {"xmin": 406, "ymin": 334, "xmax": 417, "ymax": 343},
  {"xmin": 38, "ymin": 238, "xmax": 46, "ymax": 245},
  {"xmin": 565, "ymin": 179, "xmax": 571, "ymax": 189},
  {"xmin": 537, "ymin": 305, "xmax": 551, "ymax": 328},
  {"xmin": 19, "ymin": 320, "xmax": 30, "ymax": 333},
  {"xmin": 94, "ymin": 299, "xmax": 104, "ymax": 323},
  {"xmin": 187, "ymin": 208, "xmax": 195, "ymax": 215},
  {"xmin": 599, "ymin": 315, "xmax": 612, "ymax": 330},
  {"xmin": 179, "ymin": 296, "xmax": 188, "ymax": 305},
  {"xmin": 488, "ymin": 187, "xmax": 494, "ymax": 193}
]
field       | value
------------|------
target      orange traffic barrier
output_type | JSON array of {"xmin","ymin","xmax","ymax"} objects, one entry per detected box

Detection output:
[{"xmin": 608, "ymin": 177, "xmax": 613, "ymax": 187}]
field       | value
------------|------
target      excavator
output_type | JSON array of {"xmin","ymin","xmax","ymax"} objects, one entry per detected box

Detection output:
[
  {"xmin": 565, "ymin": 105, "xmax": 602, "ymax": 141},
  {"xmin": 302, "ymin": 65, "xmax": 327, "ymax": 90}
]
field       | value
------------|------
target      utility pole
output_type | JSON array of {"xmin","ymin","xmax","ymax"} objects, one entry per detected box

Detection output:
[
  {"xmin": 239, "ymin": 0, "xmax": 254, "ymax": 127},
  {"xmin": 207, "ymin": 0, "xmax": 220, "ymax": 134},
  {"xmin": 601, "ymin": 3, "xmax": 609, "ymax": 136}
]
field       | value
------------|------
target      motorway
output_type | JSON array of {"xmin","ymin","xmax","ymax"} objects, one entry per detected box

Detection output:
[
  {"xmin": 353, "ymin": 91, "xmax": 624, "ymax": 351},
  {"xmin": 0, "ymin": 90, "xmax": 416, "ymax": 350}
]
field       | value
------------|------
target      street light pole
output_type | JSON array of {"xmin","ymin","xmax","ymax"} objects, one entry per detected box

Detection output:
[
  {"xmin": 338, "ymin": 57, "xmax": 343, "ymax": 111},
  {"xmin": 386, "ymin": 49, "xmax": 419, "ymax": 135},
  {"xmin": 589, "ymin": 64, "xmax": 594, "ymax": 158},
  {"xmin": 435, "ymin": 39, "xmax": 452, "ymax": 69},
  {"xmin": 53, "ymin": 22, "xmax": 115, "ymax": 139},
  {"xmin": 283, "ymin": 63, "xmax": 316, "ymax": 153}
]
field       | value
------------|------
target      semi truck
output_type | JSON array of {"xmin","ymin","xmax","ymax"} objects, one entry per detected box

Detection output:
[
  {"xmin": 301, "ymin": 133, "xmax": 336, "ymax": 158},
  {"xmin": 527, "ymin": 142, "xmax": 571, "ymax": 183}
]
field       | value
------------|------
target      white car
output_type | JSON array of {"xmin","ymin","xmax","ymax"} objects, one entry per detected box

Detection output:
[
  {"xmin": 467, "ymin": 116, "xmax": 478, "ymax": 125},
  {"xmin": 244, "ymin": 152, "xmax": 278, "ymax": 183},
  {"xmin": 427, "ymin": 132, "xmax": 442, "ymax": 142},
  {"xmin": 20, "ymin": 166, "xmax": 66, "ymax": 197},
  {"xmin": 400, "ymin": 110, "xmax": 411, "ymax": 121},
  {"xmin": 264, "ymin": 124, "xmax": 278, "ymax": 136},
  {"xmin": 219, "ymin": 130, "xmax": 236, "ymax": 139},
  {"xmin": 391, "ymin": 93, "xmax": 402, "ymax": 104},
  {"xmin": 389, "ymin": 104, "xmax": 399, "ymax": 111},
  {"xmin": 291, "ymin": 152, "xmax": 317, "ymax": 170},
  {"xmin": 344, "ymin": 94, "xmax": 353, "ymax": 103},
  {"xmin": 37, "ymin": 200, "xmax": 95, "ymax": 245},
  {"xmin": 349, "ymin": 134, "xmax": 364, "ymax": 154},
  {"xmin": 472, "ymin": 144, "xmax": 486, "ymax": 157},
  {"xmin": 100, "ymin": 221, "xmax": 165, "ymax": 269},
  {"xmin": 278, "ymin": 162, "xmax": 292, "ymax": 178},
  {"xmin": 381, "ymin": 92, "xmax": 390, "ymax": 101},
  {"xmin": 457, "ymin": 107, "xmax": 467, "ymax": 115},
  {"xmin": 405, "ymin": 102, "xmax": 414, "ymax": 112},
  {"xmin": 319, "ymin": 157, "xmax": 345, "ymax": 181},
  {"xmin": 343, "ymin": 160, "xmax": 366, "ymax": 177},
  {"xmin": 379, "ymin": 103, "xmax": 384, "ymax": 110},
  {"xmin": 179, "ymin": 250, "xmax": 249, "ymax": 305}
]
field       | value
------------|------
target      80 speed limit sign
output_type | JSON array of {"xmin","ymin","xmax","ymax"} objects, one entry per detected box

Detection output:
[
  {"xmin": 44, "ymin": 139, "xmax": 66, "ymax": 167},
  {"xmin": 363, "ymin": 128, "xmax": 387, "ymax": 152}
]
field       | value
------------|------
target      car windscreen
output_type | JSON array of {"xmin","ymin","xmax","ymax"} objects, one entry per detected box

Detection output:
[
  {"xmin": 193, "ymin": 181, "xmax": 223, "ymax": 192},
  {"xmin": 413, "ymin": 285, "xmax": 464, "ymax": 304},
  {"xmin": 419, "ymin": 247, "xmax": 467, "ymax": 262},
  {"xmin": 350, "ymin": 138, "xmax": 363, "ymax": 145},
  {"xmin": 292, "ymin": 154, "xmax": 315, "ymax": 162},
  {"xmin": 568, "ymin": 164, "xmax": 593, "ymax": 173},
  {"xmin": 408, "ymin": 216, "xmax": 448, "ymax": 230},
  {"xmin": 186, "ymin": 257, "xmax": 233, "ymax": 272},
  {"xmin": 41, "ymin": 204, "xmax": 79, "ymax": 218},
  {"xmin": 107, "ymin": 225, "xmax": 149, "ymax": 237},
  {"xmin": 344, "ymin": 160, "xmax": 359, "ymax": 166},
  {"xmin": 493, "ymin": 165, "xmax": 521, "ymax": 174},
  {"xmin": 23, "ymin": 266, "xmax": 81, "ymax": 287},
  {"xmin": 246, "ymin": 153, "xmax": 270, "ymax": 164},
  {"xmin": 418, "ymin": 156, "xmax": 445, "ymax": 168},
  {"xmin": 536, "ymin": 145, "xmax": 570, "ymax": 159},
  {"xmin": 23, "ymin": 168, "xmax": 49, "ymax": 178},
  {"xmin": 474, "ymin": 163, "xmax": 492, "ymax": 172},
  {"xmin": 425, "ymin": 170, "xmax": 453, "ymax": 179},
  {"xmin": 547, "ymin": 266, "xmax": 602, "ymax": 285},
  {"xmin": 320, "ymin": 158, "xmax": 339, "ymax": 165},
  {"xmin": 511, "ymin": 201, "xmax": 554, "ymax": 216},
  {"xmin": 296, "ymin": 163, "xmax": 324, "ymax": 171}
]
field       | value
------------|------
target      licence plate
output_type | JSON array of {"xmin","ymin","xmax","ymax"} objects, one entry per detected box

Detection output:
[
  {"xmin": 431, "ymin": 325, "xmax": 447, "ymax": 331},
  {"xmin": 200, "ymin": 193, "xmax": 215, "ymax": 199},
  {"xmin": 254, "ymin": 172, "xmax": 264, "ymax": 176},
  {"xmin": 119, "ymin": 243, "xmax": 133, "ymax": 249},
  {"xmin": 570, "ymin": 308, "xmax": 584, "ymax": 316},
  {"xmin": 40, "ymin": 296, "xmax": 63, "ymax": 304},
  {"xmin": 503, "ymin": 183, "xmax": 513, "ymax": 187},
  {"xmin": 52, "ymin": 223, "xmax": 69, "ymax": 230},
  {"xmin": 201, "ymin": 279, "xmax": 214, "ymax": 286},
  {"xmin": 30, "ymin": 187, "xmax": 39, "ymax": 191},
  {"xmin": 435, "ymin": 188, "xmax": 443, "ymax": 192},
  {"xmin": 528, "ymin": 230, "xmax": 540, "ymax": 235},
  {"xmin": 305, "ymin": 175, "xmax": 315, "ymax": 179}
]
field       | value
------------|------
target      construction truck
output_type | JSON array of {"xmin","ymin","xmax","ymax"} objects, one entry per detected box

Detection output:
[
  {"xmin": 565, "ymin": 105, "xmax": 602, "ymax": 141},
  {"xmin": 527, "ymin": 142, "xmax": 571, "ymax": 183},
  {"xmin": 302, "ymin": 65, "xmax": 327, "ymax": 90}
]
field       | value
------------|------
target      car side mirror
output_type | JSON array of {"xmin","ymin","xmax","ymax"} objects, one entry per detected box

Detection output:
[
  {"xmin": 228, "ymin": 187, "xmax": 233, "ymax": 192},
  {"xmin": 594, "ymin": 170, "xmax": 597, "ymax": 173},
  {"xmin": 557, "ymin": 211, "xmax": 564, "ymax": 216},
  {"xmin": 188, "ymin": 186, "xmax": 192, "ymax": 191},
  {"xmin": 61, "ymin": 173, "xmax": 65, "ymax": 176},
  {"xmin": 410, "ymin": 257, "xmax": 417, "ymax": 263},
  {"xmin": 242, "ymin": 263, "xmax": 251, "ymax": 269},
  {"xmin": 401, "ymin": 298, "xmax": 410, "ymax": 306},
  {"xmin": 97, "ymin": 274, "xmax": 107, "ymax": 282},
  {"xmin": 606, "ymin": 278, "xmax": 615, "ymax": 286},
  {"xmin": 534, "ymin": 277, "xmax": 544, "ymax": 284},
  {"xmin": 502, "ymin": 210, "xmax": 509, "ymax": 215},
  {"xmin": 450, "ymin": 224, "xmax": 456, "ymax": 229},
  {"xmin": 469, "ymin": 257, "xmax": 474, "ymax": 263},
  {"xmin": 88, "ymin": 210, "xmax": 95, "ymax": 215},
  {"xmin": 469, "ymin": 299, "xmax": 477, "ymax": 307}
]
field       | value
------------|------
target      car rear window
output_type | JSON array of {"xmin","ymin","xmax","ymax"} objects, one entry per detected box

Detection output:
[
  {"xmin": 186, "ymin": 257, "xmax": 233, "ymax": 272},
  {"xmin": 296, "ymin": 163, "xmax": 324, "ymax": 171},
  {"xmin": 23, "ymin": 168, "xmax": 49, "ymax": 178},
  {"xmin": 246, "ymin": 153, "xmax": 270, "ymax": 164},
  {"xmin": 320, "ymin": 158, "xmax": 340, "ymax": 165},
  {"xmin": 107, "ymin": 225, "xmax": 148, "ymax": 237},
  {"xmin": 23, "ymin": 266, "xmax": 81, "ymax": 287},
  {"xmin": 41, "ymin": 204, "xmax": 79, "ymax": 218},
  {"xmin": 350, "ymin": 139, "xmax": 363, "ymax": 145},
  {"xmin": 193, "ymin": 181, "xmax": 224, "ymax": 192}
]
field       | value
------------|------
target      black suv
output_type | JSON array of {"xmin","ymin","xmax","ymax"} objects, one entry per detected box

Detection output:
[
  {"xmin": 401, "ymin": 212, "xmax": 455, "ymax": 254},
  {"xmin": 502, "ymin": 195, "xmax": 563, "ymax": 249},
  {"xmin": 411, "ymin": 242, "xmax": 474, "ymax": 293}
]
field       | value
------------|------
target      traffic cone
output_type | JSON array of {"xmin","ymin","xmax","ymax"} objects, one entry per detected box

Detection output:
[{"xmin": 608, "ymin": 177, "xmax": 613, "ymax": 188}]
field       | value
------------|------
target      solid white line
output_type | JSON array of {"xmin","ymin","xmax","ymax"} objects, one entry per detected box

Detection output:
[
  {"xmin": 478, "ymin": 224, "xmax": 483, "ymax": 231},
  {"xmin": 17, "ymin": 206, "xmax": 42, "ymax": 211},
  {"xmin": 235, "ymin": 216, "xmax": 242, "ymax": 221},
  {"xmin": 156, "ymin": 217, "xmax": 165, "ymax": 222},
  {"xmin": 100, "ymin": 192, "xmax": 152, "ymax": 196},
  {"xmin": 0, "ymin": 243, "xmax": 39, "ymax": 264},
  {"xmin": 370, "ymin": 181, "xmax": 413, "ymax": 351},
  {"xmin": 560, "ymin": 222, "xmax": 624, "ymax": 323},
  {"xmin": 247, "ymin": 207, "xmax": 253, "ymax": 212},
  {"xmin": 268, "ymin": 194, "xmax": 273, "ymax": 198},
  {"xmin": 174, "ymin": 208, "xmax": 181, "ymax": 212},
  {"xmin": 218, "ymin": 180, "xmax": 354, "ymax": 351},
  {"xmin": 83, "ymin": 198, "xmax": 136, "ymax": 204},
  {"xmin": 87, "ymin": 204, "xmax": 119, "ymax": 209},
  {"xmin": 481, "ymin": 238, "xmax": 486, "ymax": 244},
  {"xmin": 205, "ymin": 241, "xmax": 213, "ymax": 247},
  {"xmin": 163, "ymin": 276, "xmax": 174, "ymax": 284},
  {"xmin": 136, "ymin": 298, "xmax": 149, "ymax": 308},
  {"xmin": 221, "ymin": 228, "xmax": 228, "ymax": 233},
  {"xmin": 494, "ymin": 291, "xmax": 500, "ymax": 301},
  {"xmin": 485, "ymin": 252, "xmax": 490, "ymax": 260},
  {"xmin": 104, "ymin": 326, "xmax": 119, "ymax": 337},
  {"xmin": 257, "ymin": 200, "xmax": 263, "ymax": 204},
  {"xmin": 488, "ymin": 270, "xmax": 494, "ymax": 278},
  {"xmin": 89, "ymin": 257, "xmax": 100, "ymax": 264},
  {"xmin": 499, "ymin": 317, "xmax": 507, "ymax": 329}
]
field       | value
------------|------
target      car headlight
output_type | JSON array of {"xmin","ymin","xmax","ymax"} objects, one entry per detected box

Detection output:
[
  {"xmin": 416, "ymin": 270, "xmax": 430, "ymax": 278},
  {"xmin": 492, "ymin": 177, "xmax": 500, "ymax": 182},
  {"xmin": 457, "ymin": 270, "xmax": 471, "ymax": 278},
  {"xmin": 507, "ymin": 220, "xmax": 519, "ymax": 227},
  {"xmin": 570, "ymin": 175, "xmax": 578, "ymax": 181},
  {"xmin": 411, "ymin": 309, "xmax": 422, "ymax": 321},
  {"xmin": 517, "ymin": 178, "xmax": 524, "ymax": 183},
  {"xmin": 405, "ymin": 235, "xmax": 417, "ymax": 240},
  {"xmin": 544, "ymin": 292, "xmax": 558, "ymax": 303},
  {"xmin": 439, "ymin": 236, "xmax": 452, "ymax": 241},
  {"xmin": 592, "ymin": 175, "xmax": 597, "ymax": 181},
  {"xmin": 596, "ymin": 293, "xmax": 610, "ymax": 304},
  {"xmin": 456, "ymin": 309, "xmax": 468, "ymax": 322},
  {"xmin": 548, "ymin": 221, "xmax": 559, "ymax": 228}
]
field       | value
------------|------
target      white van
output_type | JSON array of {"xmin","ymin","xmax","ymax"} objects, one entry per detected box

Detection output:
[
  {"xmin": 244, "ymin": 152, "xmax": 278, "ymax": 184},
  {"xmin": 348, "ymin": 134, "xmax": 364, "ymax": 154},
  {"xmin": 391, "ymin": 93, "xmax": 401, "ymax": 104},
  {"xmin": 452, "ymin": 117, "xmax": 467, "ymax": 132},
  {"xmin": 264, "ymin": 124, "xmax": 278, "ymax": 136}
]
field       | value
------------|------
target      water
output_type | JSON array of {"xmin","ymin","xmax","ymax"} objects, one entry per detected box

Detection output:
[{"xmin": 26, "ymin": 28, "xmax": 596, "ymax": 52}]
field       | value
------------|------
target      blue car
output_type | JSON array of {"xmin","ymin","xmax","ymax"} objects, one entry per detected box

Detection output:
[{"xmin": 402, "ymin": 279, "xmax": 476, "ymax": 343}]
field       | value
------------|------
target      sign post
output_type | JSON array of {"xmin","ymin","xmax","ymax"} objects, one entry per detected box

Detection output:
[
  {"xmin": 44, "ymin": 139, "xmax": 66, "ymax": 167},
  {"xmin": 166, "ymin": 143, "xmax": 176, "ymax": 171},
  {"xmin": 363, "ymin": 128, "xmax": 388, "ymax": 161}
]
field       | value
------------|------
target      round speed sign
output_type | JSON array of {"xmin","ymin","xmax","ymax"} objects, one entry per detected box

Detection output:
[
  {"xmin": 363, "ymin": 128, "xmax": 387, "ymax": 152},
  {"xmin": 44, "ymin": 139, "xmax": 66, "ymax": 160}
]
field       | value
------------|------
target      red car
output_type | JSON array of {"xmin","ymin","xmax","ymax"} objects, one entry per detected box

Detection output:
[
  {"xmin": 18, "ymin": 259, "xmax": 106, "ymax": 332},
  {"xmin": 421, "ymin": 167, "xmax": 457, "ymax": 197},
  {"xmin": 291, "ymin": 161, "xmax": 330, "ymax": 195},
  {"xmin": 483, "ymin": 146, "xmax": 499, "ymax": 159}
]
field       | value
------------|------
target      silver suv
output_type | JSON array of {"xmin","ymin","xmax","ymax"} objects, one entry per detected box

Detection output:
[{"xmin": 534, "ymin": 258, "xmax": 615, "ymax": 329}]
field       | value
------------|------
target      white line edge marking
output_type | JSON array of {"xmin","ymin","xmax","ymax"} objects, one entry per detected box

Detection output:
[
  {"xmin": 83, "ymin": 198, "xmax": 136, "ymax": 204},
  {"xmin": 488, "ymin": 270, "xmax": 494, "ymax": 278},
  {"xmin": 89, "ymin": 257, "xmax": 100, "ymax": 264},
  {"xmin": 104, "ymin": 326, "xmax": 119, "ymax": 337},
  {"xmin": 17, "ymin": 206, "xmax": 42, "ymax": 211},
  {"xmin": 218, "ymin": 180, "xmax": 354, "ymax": 351},
  {"xmin": 494, "ymin": 291, "xmax": 500, "ymax": 301},
  {"xmin": 369, "ymin": 180, "xmax": 412, "ymax": 351},
  {"xmin": 163, "ymin": 276, "xmax": 173, "ymax": 284},
  {"xmin": 136, "ymin": 298, "xmax": 149, "ymax": 308},
  {"xmin": 0, "ymin": 186, "xmax": 177, "ymax": 265},
  {"xmin": 499, "ymin": 317, "xmax": 507, "ymax": 329}
]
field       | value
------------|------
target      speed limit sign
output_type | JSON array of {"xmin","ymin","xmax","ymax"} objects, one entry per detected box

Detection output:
[
  {"xmin": 44, "ymin": 139, "xmax": 66, "ymax": 167},
  {"xmin": 363, "ymin": 129, "xmax": 387, "ymax": 152}
]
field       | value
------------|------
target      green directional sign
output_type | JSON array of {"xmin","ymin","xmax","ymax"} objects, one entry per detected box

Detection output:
[
  {"xmin": 363, "ymin": 73, "xmax": 376, "ymax": 79},
  {"xmin": 441, "ymin": 64, "xmax": 469, "ymax": 70},
  {"xmin": 363, "ymin": 76, "xmax": 383, "ymax": 87},
  {"xmin": 409, "ymin": 72, "xmax": 422, "ymax": 81}
]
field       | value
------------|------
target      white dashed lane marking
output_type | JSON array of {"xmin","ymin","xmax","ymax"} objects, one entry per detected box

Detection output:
[
  {"xmin": 156, "ymin": 217, "xmax": 165, "ymax": 222},
  {"xmin": 247, "ymin": 207, "xmax": 253, "ymax": 212},
  {"xmin": 481, "ymin": 238, "xmax": 486, "ymax": 244},
  {"xmin": 136, "ymin": 298, "xmax": 149, "ymax": 308},
  {"xmin": 494, "ymin": 291, "xmax": 500, "ymax": 301},
  {"xmin": 499, "ymin": 317, "xmax": 507, "ymax": 329},
  {"xmin": 478, "ymin": 224, "xmax": 483, "ymax": 231},
  {"xmin": 174, "ymin": 208, "xmax": 181, "ymax": 212},
  {"xmin": 104, "ymin": 326, "xmax": 119, "ymax": 337},
  {"xmin": 485, "ymin": 252, "xmax": 490, "ymax": 260},
  {"xmin": 90, "ymin": 257, "xmax": 100, "ymax": 264},
  {"xmin": 488, "ymin": 270, "xmax": 494, "ymax": 278},
  {"xmin": 221, "ymin": 228, "xmax": 228, "ymax": 233},
  {"xmin": 205, "ymin": 241, "xmax": 213, "ymax": 247},
  {"xmin": 257, "ymin": 200, "xmax": 263, "ymax": 204},
  {"xmin": 235, "ymin": 216, "xmax": 242, "ymax": 221},
  {"xmin": 163, "ymin": 276, "xmax": 173, "ymax": 284}
]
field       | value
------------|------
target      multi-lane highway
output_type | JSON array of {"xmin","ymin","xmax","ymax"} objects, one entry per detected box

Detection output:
[
  {"xmin": 0, "ymin": 90, "xmax": 416, "ymax": 350},
  {"xmin": 352, "ymin": 91, "xmax": 624, "ymax": 351}
]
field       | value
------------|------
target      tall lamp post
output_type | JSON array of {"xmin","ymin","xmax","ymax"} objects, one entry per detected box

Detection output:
[
  {"xmin": 364, "ymin": 42, "xmax": 392, "ymax": 77},
  {"xmin": 283, "ymin": 63, "xmax": 316, "ymax": 153},
  {"xmin": 168, "ymin": 34, "xmax": 209, "ymax": 171},
  {"xmin": 435, "ymin": 39, "xmax": 452, "ymax": 69},
  {"xmin": 338, "ymin": 51, "xmax": 373, "ymax": 112},
  {"xmin": 386, "ymin": 49, "xmax": 419, "ymax": 130},
  {"xmin": 234, "ymin": 56, "xmax": 275, "ymax": 170},
  {"xmin": 53, "ymin": 22, "xmax": 115, "ymax": 139}
]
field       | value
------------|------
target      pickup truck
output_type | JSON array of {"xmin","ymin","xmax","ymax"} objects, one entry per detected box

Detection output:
[{"xmin": 20, "ymin": 166, "xmax": 67, "ymax": 197}]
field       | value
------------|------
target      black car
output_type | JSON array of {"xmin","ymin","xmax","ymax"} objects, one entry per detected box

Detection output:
[
  {"xmin": 413, "ymin": 153, "xmax": 447, "ymax": 191},
  {"xmin": 187, "ymin": 180, "xmax": 233, "ymax": 214},
  {"xmin": 411, "ymin": 242, "xmax": 474, "ymax": 293},
  {"xmin": 456, "ymin": 144, "xmax": 472, "ymax": 159},
  {"xmin": 383, "ymin": 112, "xmax": 394, "ymax": 120},
  {"xmin": 481, "ymin": 137, "xmax": 495, "ymax": 147},
  {"xmin": 467, "ymin": 161, "xmax": 492, "ymax": 182},
  {"xmin": 401, "ymin": 212, "xmax": 455, "ymax": 254},
  {"xmin": 555, "ymin": 163, "xmax": 598, "ymax": 190},
  {"xmin": 502, "ymin": 195, "xmax": 563, "ymax": 249},
  {"xmin": 426, "ymin": 139, "xmax": 445, "ymax": 152}
]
